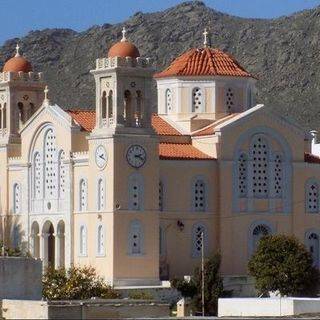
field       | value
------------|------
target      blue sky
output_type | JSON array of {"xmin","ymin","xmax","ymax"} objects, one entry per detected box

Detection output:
[{"xmin": 1, "ymin": 0, "xmax": 320, "ymax": 45}]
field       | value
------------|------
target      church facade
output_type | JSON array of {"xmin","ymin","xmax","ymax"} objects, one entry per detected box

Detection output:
[{"xmin": 1, "ymin": 29, "xmax": 320, "ymax": 286}]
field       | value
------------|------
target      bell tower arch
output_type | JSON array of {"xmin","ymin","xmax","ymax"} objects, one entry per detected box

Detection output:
[{"xmin": 91, "ymin": 28, "xmax": 154, "ymax": 135}]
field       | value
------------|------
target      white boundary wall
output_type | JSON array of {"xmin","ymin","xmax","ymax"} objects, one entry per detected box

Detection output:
[{"xmin": 218, "ymin": 298, "xmax": 320, "ymax": 317}]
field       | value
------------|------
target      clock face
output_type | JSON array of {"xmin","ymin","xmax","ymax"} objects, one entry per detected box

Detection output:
[
  {"xmin": 95, "ymin": 145, "xmax": 107, "ymax": 169},
  {"xmin": 126, "ymin": 145, "xmax": 147, "ymax": 168}
]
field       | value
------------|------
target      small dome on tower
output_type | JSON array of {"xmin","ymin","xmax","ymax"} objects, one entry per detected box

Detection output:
[
  {"xmin": 3, "ymin": 44, "xmax": 32, "ymax": 73},
  {"xmin": 108, "ymin": 27, "xmax": 140, "ymax": 59}
]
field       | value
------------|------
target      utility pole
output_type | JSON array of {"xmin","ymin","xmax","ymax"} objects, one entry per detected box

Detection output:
[{"xmin": 201, "ymin": 231, "xmax": 205, "ymax": 316}]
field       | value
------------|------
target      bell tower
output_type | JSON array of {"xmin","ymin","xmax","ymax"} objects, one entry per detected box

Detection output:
[
  {"xmin": 89, "ymin": 29, "xmax": 160, "ymax": 285},
  {"xmin": 0, "ymin": 44, "xmax": 45, "ymax": 144},
  {"xmin": 91, "ymin": 28, "xmax": 154, "ymax": 135}
]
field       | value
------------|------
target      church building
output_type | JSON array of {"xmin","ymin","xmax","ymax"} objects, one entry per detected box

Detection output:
[{"xmin": 1, "ymin": 28, "xmax": 320, "ymax": 286}]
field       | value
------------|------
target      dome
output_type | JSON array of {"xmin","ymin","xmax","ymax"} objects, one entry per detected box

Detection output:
[
  {"xmin": 154, "ymin": 47, "xmax": 252, "ymax": 79},
  {"xmin": 3, "ymin": 45, "xmax": 32, "ymax": 73},
  {"xmin": 108, "ymin": 27, "xmax": 140, "ymax": 59},
  {"xmin": 108, "ymin": 41, "xmax": 140, "ymax": 59}
]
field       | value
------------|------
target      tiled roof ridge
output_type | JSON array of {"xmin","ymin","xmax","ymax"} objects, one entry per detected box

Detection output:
[
  {"xmin": 159, "ymin": 142, "xmax": 215, "ymax": 161},
  {"xmin": 155, "ymin": 46, "xmax": 253, "ymax": 78}
]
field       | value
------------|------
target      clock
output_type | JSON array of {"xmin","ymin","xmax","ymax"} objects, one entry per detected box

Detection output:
[
  {"xmin": 126, "ymin": 145, "xmax": 146, "ymax": 168},
  {"xmin": 95, "ymin": 145, "xmax": 107, "ymax": 169}
]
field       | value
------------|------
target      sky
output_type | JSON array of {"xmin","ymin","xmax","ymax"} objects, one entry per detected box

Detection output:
[{"xmin": 1, "ymin": 0, "xmax": 320, "ymax": 45}]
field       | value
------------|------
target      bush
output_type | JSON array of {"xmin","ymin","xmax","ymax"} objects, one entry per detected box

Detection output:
[
  {"xmin": 171, "ymin": 278, "xmax": 197, "ymax": 298},
  {"xmin": 128, "ymin": 290, "xmax": 154, "ymax": 300},
  {"xmin": 193, "ymin": 253, "xmax": 224, "ymax": 316},
  {"xmin": 171, "ymin": 253, "xmax": 224, "ymax": 316},
  {"xmin": 248, "ymin": 234, "xmax": 320, "ymax": 297},
  {"xmin": 42, "ymin": 266, "xmax": 120, "ymax": 300},
  {"xmin": 0, "ymin": 241, "xmax": 28, "ymax": 257}
]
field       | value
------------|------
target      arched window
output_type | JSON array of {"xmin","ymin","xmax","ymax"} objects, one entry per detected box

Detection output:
[
  {"xmin": 128, "ymin": 174, "xmax": 144, "ymax": 211},
  {"xmin": 101, "ymin": 91, "xmax": 107, "ymax": 119},
  {"xmin": 13, "ymin": 183, "xmax": 21, "ymax": 214},
  {"xmin": 2, "ymin": 103, "xmax": 6, "ymax": 129},
  {"xmin": 250, "ymin": 135, "xmax": 269, "ymax": 198},
  {"xmin": 252, "ymin": 224, "xmax": 271, "ymax": 253},
  {"xmin": 192, "ymin": 223, "xmax": 207, "ymax": 257},
  {"xmin": 128, "ymin": 220, "xmax": 143, "ymax": 255},
  {"xmin": 97, "ymin": 178, "xmax": 105, "ymax": 211},
  {"xmin": 135, "ymin": 90, "xmax": 143, "ymax": 127},
  {"xmin": 159, "ymin": 226, "xmax": 165, "ymax": 256},
  {"xmin": 33, "ymin": 152, "xmax": 42, "ymax": 199},
  {"xmin": 124, "ymin": 90, "xmax": 132, "ymax": 126},
  {"xmin": 238, "ymin": 153, "xmax": 248, "ymax": 197},
  {"xmin": 306, "ymin": 180, "xmax": 319, "ymax": 213},
  {"xmin": 44, "ymin": 129, "xmax": 57, "ymax": 199},
  {"xmin": 159, "ymin": 181, "xmax": 164, "ymax": 211},
  {"xmin": 17, "ymin": 102, "xmax": 24, "ymax": 123},
  {"xmin": 192, "ymin": 87, "xmax": 203, "ymax": 113},
  {"xmin": 108, "ymin": 90, "xmax": 113, "ymax": 119},
  {"xmin": 226, "ymin": 87, "xmax": 234, "ymax": 112},
  {"xmin": 79, "ymin": 225, "xmax": 87, "ymax": 256},
  {"xmin": 165, "ymin": 89, "xmax": 172, "ymax": 113},
  {"xmin": 79, "ymin": 179, "xmax": 87, "ymax": 212},
  {"xmin": 58, "ymin": 151, "xmax": 66, "ymax": 199},
  {"xmin": 273, "ymin": 153, "xmax": 283, "ymax": 198},
  {"xmin": 192, "ymin": 178, "xmax": 206, "ymax": 212},
  {"xmin": 12, "ymin": 225, "xmax": 20, "ymax": 248},
  {"xmin": 97, "ymin": 224, "xmax": 105, "ymax": 256},
  {"xmin": 307, "ymin": 232, "xmax": 320, "ymax": 267}
]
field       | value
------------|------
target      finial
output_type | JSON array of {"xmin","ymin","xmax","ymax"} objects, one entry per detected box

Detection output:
[
  {"xmin": 43, "ymin": 86, "xmax": 50, "ymax": 106},
  {"xmin": 15, "ymin": 44, "xmax": 21, "ymax": 57},
  {"xmin": 121, "ymin": 27, "xmax": 127, "ymax": 42},
  {"xmin": 203, "ymin": 28, "xmax": 209, "ymax": 48}
]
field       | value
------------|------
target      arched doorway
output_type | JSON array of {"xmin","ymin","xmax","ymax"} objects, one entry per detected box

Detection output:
[
  {"xmin": 56, "ymin": 221, "xmax": 65, "ymax": 268},
  {"xmin": 42, "ymin": 221, "xmax": 55, "ymax": 269},
  {"xmin": 30, "ymin": 221, "xmax": 40, "ymax": 258}
]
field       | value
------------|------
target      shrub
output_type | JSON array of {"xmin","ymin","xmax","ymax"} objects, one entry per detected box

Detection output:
[
  {"xmin": 193, "ymin": 253, "xmax": 224, "ymax": 316},
  {"xmin": 171, "ymin": 278, "xmax": 197, "ymax": 298},
  {"xmin": 248, "ymin": 234, "xmax": 320, "ymax": 297},
  {"xmin": 171, "ymin": 253, "xmax": 224, "ymax": 316},
  {"xmin": 128, "ymin": 290, "xmax": 153, "ymax": 300},
  {"xmin": 0, "ymin": 241, "xmax": 28, "ymax": 257},
  {"xmin": 42, "ymin": 266, "xmax": 120, "ymax": 300}
]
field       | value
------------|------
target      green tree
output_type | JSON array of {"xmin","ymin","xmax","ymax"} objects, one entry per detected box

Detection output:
[
  {"xmin": 248, "ymin": 234, "xmax": 320, "ymax": 297},
  {"xmin": 42, "ymin": 266, "xmax": 120, "ymax": 300},
  {"xmin": 193, "ymin": 253, "xmax": 224, "ymax": 316}
]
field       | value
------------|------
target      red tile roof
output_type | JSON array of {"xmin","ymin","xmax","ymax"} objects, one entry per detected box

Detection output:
[
  {"xmin": 154, "ymin": 47, "xmax": 253, "ymax": 79},
  {"xmin": 159, "ymin": 143, "xmax": 214, "ymax": 160},
  {"xmin": 305, "ymin": 153, "xmax": 320, "ymax": 164},
  {"xmin": 67, "ymin": 110, "xmax": 95, "ymax": 131},
  {"xmin": 67, "ymin": 110, "xmax": 215, "ymax": 161},
  {"xmin": 151, "ymin": 114, "xmax": 181, "ymax": 136},
  {"xmin": 67, "ymin": 110, "xmax": 182, "ymax": 136}
]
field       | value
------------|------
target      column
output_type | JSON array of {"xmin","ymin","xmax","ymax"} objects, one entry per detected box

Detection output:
[
  {"xmin": 55, "ymin": 233, "xmax": 62, "ymax": 269},
  {"xmin": 29, "ymin": 233, "xmax": 35, "ymax": 257},
  {"xmin": 40, "ymin": 233, "xmax": 49, "ymax": 269}
]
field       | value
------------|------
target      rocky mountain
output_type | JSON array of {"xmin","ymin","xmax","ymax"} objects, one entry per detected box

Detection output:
[{"xmin": 1, "ymin": 1, "xmax": 320, "ymax": 131}]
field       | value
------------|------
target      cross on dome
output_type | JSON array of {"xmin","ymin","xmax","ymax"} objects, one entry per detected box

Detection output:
[
  {"xmin": 203, "ymin": 28, "xmax": 209, "ymax": 47},
  {"xmin": 15, "ymin": 44, "xmax": 21, "ymax": 57},
  {"xmin": 121, "ymin": 27, "xmax": 127, "ymax": 42}
]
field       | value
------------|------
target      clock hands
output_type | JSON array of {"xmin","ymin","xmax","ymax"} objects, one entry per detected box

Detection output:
[
  {"xmin": 99, "ymin": 154, "xmax": 105, "ymax": 160},
  {"xmin": 134, "ymin": 154, "xmax": 145, "ymax": 161}
]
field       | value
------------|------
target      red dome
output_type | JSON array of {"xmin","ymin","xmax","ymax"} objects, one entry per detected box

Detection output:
[
  {"xmin": 3, "ymin": 55, "xmax": 32, "ymax": 73},
  {"xmin": 108, "ymin": 41, "xmax": 140, "ymax": 59}
]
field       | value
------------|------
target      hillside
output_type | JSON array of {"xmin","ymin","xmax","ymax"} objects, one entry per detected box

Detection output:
[{"xmin": 1, "ymin": 1, "xmax": 320, "ymax": 130}]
